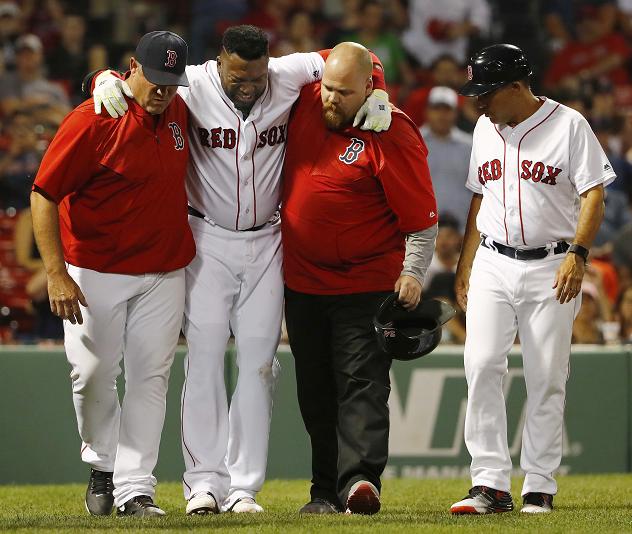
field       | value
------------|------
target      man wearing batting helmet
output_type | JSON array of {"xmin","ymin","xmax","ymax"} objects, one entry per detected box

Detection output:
[{"xmin": 450, "ymin": 43, "xmax": 613, "ymax": 515}]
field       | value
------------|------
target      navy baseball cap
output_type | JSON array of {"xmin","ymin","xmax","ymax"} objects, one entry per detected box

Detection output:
[{"xmin": 135, "ymin": 31, "xmax": 189, "ymax": 87}]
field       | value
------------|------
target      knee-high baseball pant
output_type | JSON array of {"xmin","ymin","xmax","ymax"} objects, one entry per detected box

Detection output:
[
  {"xmin": 181, "ymin": 215, "xmax": 282, "ymax": 507},
  {"xmin": 463, "ymin": 246, "xmax": 581, "ymax": 496},
  {"xmin": 64, "ymin": 265, "xmax": 185, "ymax": 507}
]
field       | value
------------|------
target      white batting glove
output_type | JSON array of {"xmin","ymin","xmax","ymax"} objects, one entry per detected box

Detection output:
[
  {"xmin": 353, "ymin": 88, "xmax": 391, "ymax": 132},
  {"xmin": 93, "ymin": 70, "xmax": 134, "ymax": 118}
]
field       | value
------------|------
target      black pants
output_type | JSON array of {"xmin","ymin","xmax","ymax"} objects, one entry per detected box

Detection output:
[{"xmin": 284, "ymin": 287, "xmax": 392, "ymax": 509}]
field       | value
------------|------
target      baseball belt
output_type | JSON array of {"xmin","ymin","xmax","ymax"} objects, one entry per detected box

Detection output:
[
  {"xmin": 188, "ymin": 205, "xmax": 268, "ymax": 232},
  {"xmin": 480, "ymin": 235, "xmax": 570, "ymax": 260}
]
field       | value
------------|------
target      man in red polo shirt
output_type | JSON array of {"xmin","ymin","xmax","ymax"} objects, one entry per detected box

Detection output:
[
  {"xmin": 30, "ymin": 31, "xmax": 194, "ymax": 518},
  {"xmin": 282, "ymin": 42, "xmax": 437, "ymax": 515}
]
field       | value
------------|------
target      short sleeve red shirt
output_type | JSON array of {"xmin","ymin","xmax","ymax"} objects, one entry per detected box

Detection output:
[
  {"xmin": 33, "ymin": 95, "xmax": 195, "ymax": 274},
  {"xmin": 282, "ymin": 82, "xmax": 437, "ymax": 295}
]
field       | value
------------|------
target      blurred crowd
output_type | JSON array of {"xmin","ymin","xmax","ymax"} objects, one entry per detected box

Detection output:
[{"xmin": 2, "ymin": 0, "xmax": 632, "ymax": 345}]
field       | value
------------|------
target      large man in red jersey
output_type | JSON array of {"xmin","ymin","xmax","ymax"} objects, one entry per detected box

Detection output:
[
  {"xmin": 30, "ymin": 31, "xmax": 195, "ymax": 518},
  {"xmin": 282, "ymin": 42, "xmax": 438, "ymax": 515}
]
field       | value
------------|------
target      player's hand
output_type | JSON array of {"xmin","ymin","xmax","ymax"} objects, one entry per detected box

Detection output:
[
  {"xmin": 395, "ymin": 274, "xmax": 422, "ymax": 310},
  {"xmin": 93, "ymin": 70, "xmax": 133, "ymax": 118},
  {"xmin": 553, "ymin": 253, "xmax": 585, "ymax": 304},
  {"xmin": 354, "ymin": 88, "xmax": 391, "ymax": 132},
  {"xmin": 47, "ymin": 271, "xmax": 88, "ymax": 325},
  {"xmin": 454, "ymin": 267, "xmax": 471, "ymax": 312}
]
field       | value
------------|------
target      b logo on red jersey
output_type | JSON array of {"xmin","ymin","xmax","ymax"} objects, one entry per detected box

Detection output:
[
  {"xmin": 168, "ymin": 122, "xmax": 185, "ymax": 150},
  {"xmin": 165, "ymin": 50, "xmax": 177, "ymax": 68},
  {"xmin": 339, "ymin": 137, "xmax": 365, "ymax": 165}
]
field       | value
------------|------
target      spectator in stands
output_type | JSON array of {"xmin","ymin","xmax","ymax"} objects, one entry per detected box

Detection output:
[
  {"xmin": 0, "ymin": 2, "xmax": 21, "ymax": 72},
  {"xmin": 543, "ymin": 0, "xmax": 617, "ymax": 50},
  {"xmin": 612, "ymin": 223, "xmax": 632, "ymax": 293},
  {"xmin": 423, "ymin": 214, "xmax": 461, "ymax": 289},
  {"xmin": 241, "ymin": 0, "xmax": 293, "ymax": 51},
  {"xmin": 13, "ymin": 207, "xmax": 63, "ymax": 342},
  {"xmin": 0, "ymin": 111, "xmax": 44, "ymax": 209},
  {"xmin": 189, "ymin": 0, "xmax": 247, "ymax": 63},
  {"xmin": 590, "ymin": 120, "xmax": 632, "ymax": 251},
  {"xmin": 21, "ymin": 0, "xmax": 64, "ymax": 49},
  {"xmin": 616, "ymin": 286, "xmax": 632, "ymax": 342},
  {"xmin": 424, "ymin": 271, "xmax": 466, "ymax": 344},
  {"xmin": 0, "ymin": 33, "xmax": 70, "ymax": 123},
  {"xmin": 573, "ymin": 267, "xmax": 614, "ymax": 344},
  {"xmin": 46, "ymin": 12, "xmax": 91, "ymax": 104},
  {"xmin": 543, "ymin": 7, "xmax": 631, "ymax": 91},
  {"xmin": 401, "ymin": 0, "xmax": 491, "ymax": 68},
  {"xmin": 275, "ymin": 10, "xmax": 322, "ymax": 55},
  {"xmin": 420, "ymin": 86, "xmax": 472, "ymax": 231},
  {"xmin": 346, "ymin": 0, "xmax": 415, "ymax": 93},
  {"xmin": 573, "ymin": 281, "xmax": 606, "ymax": 344},
  {"xmin": 401, "ymin": 54, "xmax": 465, "ymax": 126},
  {"xmin": 323, "ymin": 0, "xmax": 362, "ymax": 47}
]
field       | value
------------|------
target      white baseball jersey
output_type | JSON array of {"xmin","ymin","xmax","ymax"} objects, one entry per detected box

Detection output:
[
  {"xmin": 466, "ymin": 98, "xmax": 616, "ymax": 248},
  {"xmin": 178, "ymin": 53, "xmax": 325, "ymax": 230}
]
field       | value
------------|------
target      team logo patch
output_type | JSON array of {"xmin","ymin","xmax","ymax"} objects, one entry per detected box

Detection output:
[
  {"xmin": 165, "ymin": 50, "xmax": 177, "ymax": 68},
  {"xmin": 339, "ymin": 137, "xmax": 365, "ymax": 165},
  {"xmin": 168, "ymin": 122, "xmax": 185, "ymax": 150},
  {"xmin": 467, "ymin": 65, "xmax": 473, "ymax": 80}
]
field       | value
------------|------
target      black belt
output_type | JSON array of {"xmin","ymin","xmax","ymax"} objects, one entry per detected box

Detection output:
[
  {"xmin": 480, "ymin": 235, "xmax": 569, "ymax": 260},
  {"xmin": 188, "ymin": 205, "xmax": 267, "ymax": 231}
]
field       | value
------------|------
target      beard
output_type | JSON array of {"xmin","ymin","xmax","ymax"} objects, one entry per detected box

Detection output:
[{"xmin": 322, "ymin": 103, "xmax": 350, "ymax": 130}]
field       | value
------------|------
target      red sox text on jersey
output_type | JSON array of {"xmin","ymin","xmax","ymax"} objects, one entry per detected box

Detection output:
[
  {"xmin": 197, "ymin": 124, "xmax": 287, "ymax": 149},
  {"xmin": 478, "ymin": 159, "xmax": 563, "ymax": 186}
]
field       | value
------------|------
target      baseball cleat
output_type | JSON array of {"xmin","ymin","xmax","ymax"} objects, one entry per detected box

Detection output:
[
  {"xmin": 345, "ymin": 480, "xmax": 381, "ymax": 515},
  {"xmin": 85, "ymin": 468, "xmax": 114, "ymax": 516},
  {"xmin": 299, "ymin": 498, "xmax": 340, "ymax": 514},
  {"xmin": 521, "ymin": 492, "xmax": 553, "ymax": 513},
  {"xmin": 116, "ymin": 495, "xmax": 165, "ymax": 517},
  {"xmin": 450, "ymin": 486, "xmax": 514, "ymax": 514},
  {"xmin": 227, "ymin": 497, "xmax": 264, "ymax": 513},
  {"xmin": 186, "ymin": 491, "xmax": 219, "ymax": 515}
]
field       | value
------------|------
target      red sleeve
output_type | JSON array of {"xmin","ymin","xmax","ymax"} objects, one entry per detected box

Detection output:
[
  {"xmin": 318, "ymin": 49, "xmax": 386, "ymax": 91},
  {"xmin": 375, "ymin": 114, "xmax": 437, "ymax": 232},
  {"xmin": 33, "ymin": 109, "xmax": 99, "ymax": 203}
]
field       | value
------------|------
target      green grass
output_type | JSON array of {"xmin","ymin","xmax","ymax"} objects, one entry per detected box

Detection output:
[{"xmin": 1, "ymin": 476, "xmax": 632, "ymax": 533}]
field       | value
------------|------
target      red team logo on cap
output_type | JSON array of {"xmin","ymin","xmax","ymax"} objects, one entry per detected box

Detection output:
[
  {"xmin": 165, "ymin": 50, "xmax": 177, "ymax": 68},
  {"xmin": 467, "ymin": 65, "xmax": 473, "ymax": 80}
]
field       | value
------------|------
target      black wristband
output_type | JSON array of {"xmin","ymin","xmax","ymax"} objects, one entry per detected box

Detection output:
[{"xmin": 568, "ymin": 243, "xmax": 589, "ymax": 263}]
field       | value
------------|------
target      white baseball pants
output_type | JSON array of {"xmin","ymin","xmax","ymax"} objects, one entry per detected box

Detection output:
[
  {"xmin": 463, "ymin": 245, "xmax": 581, "ymax": 496},
  {"xmin": 64, "ymin": 265, "xmax": 185, "ymax": 507},
  {"xmin": 181, "ymin": 216, "xmax": 282, "ymax": 507}
]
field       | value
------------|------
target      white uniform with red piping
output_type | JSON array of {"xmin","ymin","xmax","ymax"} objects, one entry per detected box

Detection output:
[
  {"xmin": 463, "ymin": 98, "xmax": 615, "ymax": 496},
  {"xmin": 177, "ymin": 52, "xmax": 325, "ymax": 508}
]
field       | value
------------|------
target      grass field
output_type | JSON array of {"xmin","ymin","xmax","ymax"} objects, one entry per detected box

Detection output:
[{"xmin": 2, "ymin": 475, "xmax": 632, "ymax": 533}]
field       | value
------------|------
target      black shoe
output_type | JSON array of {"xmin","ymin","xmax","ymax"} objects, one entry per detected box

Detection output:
[
  {"xmin": 521, "ymin": 492, "xmax": 553, "ymax": 513},
  {"xmin": 117, "ymin": 495, "xmax": 166, "ymax": 517},
  {"xmin": 299, "ymin": 498, "xmax": 340, "ymax": 514},
  {"xmin": 450, "ymin": 486, "xmax": 514, "ymax": 514},
  {"xmin": 85, "ymin": 469, "xmax": 114, "ymax": 516}
]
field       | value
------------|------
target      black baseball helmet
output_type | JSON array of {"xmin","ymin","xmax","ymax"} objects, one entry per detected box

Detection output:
[
  {"xmin": 459, "ymin": 43, "xmax": 532, "ymax": 97},
  {"xmin": 374, "ymin": 294, "xmax": 456, "ymax": 361}
]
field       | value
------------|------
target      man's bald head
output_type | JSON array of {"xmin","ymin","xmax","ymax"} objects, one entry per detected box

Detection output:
[
  {"xmin": 321, "ymin": 42, "xmax": 374, "ymax": 130},
  {"xmin": 327, "ymin": 42, "xmax": 373, "ymax": 79}
]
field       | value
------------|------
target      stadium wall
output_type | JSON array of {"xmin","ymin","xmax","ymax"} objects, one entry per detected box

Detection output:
[{"xmin": 0, "ymin": 345, "xmax": 628, "ymax": 484}]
